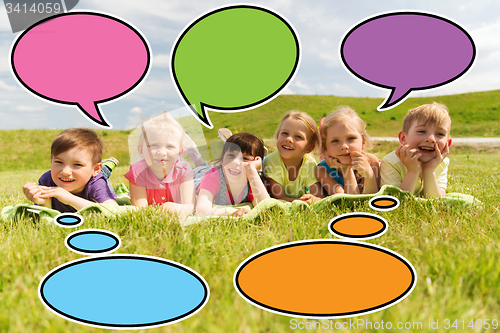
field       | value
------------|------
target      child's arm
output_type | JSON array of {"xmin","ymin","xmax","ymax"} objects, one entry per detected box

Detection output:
[
  {"xmin": 351, "ymin": 152, "xmax": 379, "ymax": 194},
  {"xmin": 196, "ymin": 189, "xmax": 246, "ymax": 216},
  {"xmin": 245, "ymin": 157, "xmax": 270, "ymax": 206},
  {"xmin": 129, "ymin": 183, "xmax": 149, "ymax": 207},
  {"xmin": 299, "ymin": 182, "xmax": 323, "ymax": 205},
  {"xmin": 23, "ymin": 182, "xmax": 51, "ymax": 208},
  {"xmin": 395, "ymin": 145, "xmax": 421, "ymax": 193},
  {"xmin": 266, "ymin": 177, "xmax": 297, "ymax": 202},
  {"xmin": 161, "ymin": 179, "xmax": 195, "ymax": 216},
  {"xmin": 38, "ymin": 186, "xmax": 117, "ymax": 211},
  {"xmin": 315, "ymin": 165, "xmax": 343, "ymax": 195},
  {"xmin": 422, "ymin": 142, "xmax": 449, "ymax": 197},
  {"xmin": 320, "ymin": 155, "xmax": 359, "ymax": 194}
]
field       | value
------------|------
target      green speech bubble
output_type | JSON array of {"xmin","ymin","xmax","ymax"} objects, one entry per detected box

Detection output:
[{"xmin": 171, "ymin": 5, "xmax": 300, "ymax": 128}]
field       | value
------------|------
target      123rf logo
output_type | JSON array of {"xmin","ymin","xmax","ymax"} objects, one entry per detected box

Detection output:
[{"xmin": 4, "ymin": 0, "xmax": 79, "ymax": 32}]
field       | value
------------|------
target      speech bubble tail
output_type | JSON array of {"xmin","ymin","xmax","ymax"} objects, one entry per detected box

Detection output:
[
  {"xmin": 378, "ymin": 87, "xmax": 412, "ymax": 111},
  {"xmin": 187, "ymin": 103, "xmax": 213, "ymax": 129},
  {"xmin": 77, "ymin": 101, "xmax": 110, "ymax": 128}
]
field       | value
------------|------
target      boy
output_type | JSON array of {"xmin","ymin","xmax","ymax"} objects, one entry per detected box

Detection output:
[
  {"xmin": 380, "ymin": 103, "xmax": 452, "ymax": 197},
  {"xmin": 23, "ymin": 128, "xmax": 118, "ymax": 212}
]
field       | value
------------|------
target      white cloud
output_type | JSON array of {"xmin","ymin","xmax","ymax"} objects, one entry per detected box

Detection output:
[
  {"xmin": 13, "ymin": 105, "xmax": 46, "ymax": 111},
  {"xmin": 153, "ymin": 53, "xmax": 170, "ymax": 68},
  {"xmin": 130, "ymin": 106, "xmax": 142, "ymax": 114},
  {"xmin": 0, "ymin": 79, "xmax": 16, "ymax": 91}
]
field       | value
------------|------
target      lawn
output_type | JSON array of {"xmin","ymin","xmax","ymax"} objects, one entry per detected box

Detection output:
[
  {"xmin": 1, "ymin": 125, "xmax": 499, "ymax": 332},
  {"xmin": 1, "ymin": 90, "xmax": 500, "ymax": 332}
]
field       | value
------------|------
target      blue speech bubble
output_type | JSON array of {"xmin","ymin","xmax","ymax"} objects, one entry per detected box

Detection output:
[
  {"xmin": 54, "ymin": 213, "xmax": 83, "ymax": 228},
  {"xmin": 65, "ymin": 229, "xmax": 121, "ymax": 255},
  {"xmin": 39, "ymin": 255, "xmax": 209, "ymax": 329}
]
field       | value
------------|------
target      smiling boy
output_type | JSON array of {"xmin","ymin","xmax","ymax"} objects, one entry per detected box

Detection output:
[
  {"xmin": 23, "ymin": 128, "xmax": 117, "ymax": 212},
  {"xmin": 380, "ymin": 103, "xmax": 452, "ymax": 197}
]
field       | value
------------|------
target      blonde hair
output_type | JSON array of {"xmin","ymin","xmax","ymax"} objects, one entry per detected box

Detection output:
[
  {"xmin": 136, "ymin": 111, "xmax": 185, "ymax": 149},
  {"xmin": 402, "ymin": 102, "xmax": 451, "ymax": 134},
  {"xmin": 319, "ymin": 106, "xmax": 372, "ymax": 154},
  {"xmin": 274, "ymin": 110, "xmax": 319, "ymax": 149}
]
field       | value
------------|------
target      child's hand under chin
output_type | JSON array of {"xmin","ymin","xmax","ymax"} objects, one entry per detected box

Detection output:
[
  {"xmin": 396, "ymin": 144, "xmax": 422, "ymax": 173},
  {"xmin": 422, "ymin": 142, "xmax": 449, "ymax": 171},
  {"xmin": 324, "ymin": 155, "xmax": 350, "ymax": 172},
  {"xmin": 350, "ymin": 151, "xmax": 373, "ymax": 178}
]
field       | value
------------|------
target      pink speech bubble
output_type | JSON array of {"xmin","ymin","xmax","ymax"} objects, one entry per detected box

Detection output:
[
  {"xmin": 11, "ymin": 12, "xmax": 151, "ymax": 127},
  {"xmin": 340, "ymin": 12, "xmax": 475, "ymax": 110}
]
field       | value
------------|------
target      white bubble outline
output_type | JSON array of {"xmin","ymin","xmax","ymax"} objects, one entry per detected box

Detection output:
[
  {"xmin": 328, "ymin": 212, "xmax": 388, "ymax": 240},
  {"xmin": 38, "ymin": 254, "xmax": 210, "ymax": 330},
  {"xmin": 64, "ymin": 228, "xmax": 121, "ymax": 255},
  {"xmin": 54, "ymin": 212, "xmax": 83, "ymax": 228},
  {"xmin": 170, "ymin": 3, "xmax": 301, "ymax": 129},
  {"xmin": 369, "ymin": 195, "xmax": 400, "ymax": 211},
  {"xmin": 338, "ymin": 9, "xmax": 477, "ymax": 111},
  {"xmin": 9, "ymin": 10, "xmax": 152, "ymax": 129},
  {"xmin": 233, "ymin": 239, "xmax": 417, "ymax": 319}
]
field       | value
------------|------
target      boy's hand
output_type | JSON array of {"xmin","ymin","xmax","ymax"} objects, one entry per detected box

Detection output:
[
  {"xmin": 396, "ymin": 144, "xmax": 421, "ymax": 173},
  {"xmin": 39, "ymin": 186, "xmax": 74, "ymax": 206},
  {"xmin": 23, "ymin": 182, "xmax": 48, "ymax": 205},
  {"xmin": 422, "ymin": 142, "xmax": 449, "ymax": 171},
  {"xmin": 351, "ymin": 152, "xmax": 373, "ymax": 178}
]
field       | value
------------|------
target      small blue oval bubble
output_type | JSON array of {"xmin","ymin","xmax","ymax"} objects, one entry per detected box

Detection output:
[
  {"xmin": 55, "ymin": 213, "xmax": 83, "ymax": 228},
  {"xmin": 39, "ymin": 255, "xmax": 209, "ymax": 329},
  {"xmin": 66, "ymin": 230, "xmax": 120, "ymax": 255}
]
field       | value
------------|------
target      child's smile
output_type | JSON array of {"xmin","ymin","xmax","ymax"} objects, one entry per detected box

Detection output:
[
  {"xmin": 276, "ymin": 118, "xmax": 311, "ymax": 161},
  {"xmin": 51, "ymin": 147, "xmax": 100, "ymax": 194},
  {"xmin": 399, "ymin": 121, "xmax": 451, "ymax": 163}
]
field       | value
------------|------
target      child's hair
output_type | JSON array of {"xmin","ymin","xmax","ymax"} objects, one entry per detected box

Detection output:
[
  {"xmin": 136, "ymin": 111, "xmax": 185, "ymax": 149},
  {"xmin": 214, "ymin": 132, "xmax": 265, "ymax": 164},
  {"xmin": 402, "ymin": 102, "xmax": 451, "ymax": 134},
  {"xmin": 274, "ymin": 110, "xmax": 320, "ymax": 149},
  {"xmin": 51, "ymin": 128, "xmax": 104, "ymax": 165},
  {"xmin": 319, "ymin": 106, "xmax": 373, "ymax": 153}
]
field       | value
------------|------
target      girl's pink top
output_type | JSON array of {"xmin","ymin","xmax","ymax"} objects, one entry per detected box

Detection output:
[
  {"xmin": 197, "ymin": 166, "xmax": 254, "ymax": 205},
  {"xmin": 124, "ymin": 159, "xmax": 194, "ymax": 205}
]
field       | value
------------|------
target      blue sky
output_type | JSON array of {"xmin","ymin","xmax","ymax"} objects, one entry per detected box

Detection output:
[{"xmin": 0, "ymin": 0, "xmax": 499, "ymax": 130}]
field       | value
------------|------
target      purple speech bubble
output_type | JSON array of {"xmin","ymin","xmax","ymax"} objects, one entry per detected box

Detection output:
[
  {"xmin": 340, "ymin": 12, "xmax": 475, "ymax": 110},
  {"xmin": 11, "ymin": 12, "xmax": 151, "ymax": 127}
]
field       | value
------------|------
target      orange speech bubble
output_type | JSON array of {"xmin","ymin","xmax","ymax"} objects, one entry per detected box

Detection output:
[
  {"xmin": 329, "ymin": 213, "xmax": 387, "ymax": 240},
  {"xmin": 234, "ymin": 240, "xmax": 416, "ymax": 318},
  {"xmin": 369, "ymin": 195, "xmax": 400, "ymax": 211}
]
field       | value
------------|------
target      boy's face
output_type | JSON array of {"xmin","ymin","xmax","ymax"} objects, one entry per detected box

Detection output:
[
  {"xmin": 51, "ymin": 147, "xmax": 101, "ymax": 194},
  {"xmin": 139, "ymin": 129, "xmax": 182, "ymax": 180},
  {"xmin": 399, "ymin": 120, "xmax": 452, "ymax": 163}
]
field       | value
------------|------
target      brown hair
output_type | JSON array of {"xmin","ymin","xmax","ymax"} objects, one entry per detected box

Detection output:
[
  {"xmin": 319, "ymin": 106, "xmax": 373, "ymax": 154},
  {"xmin": 51, "ymin": 128, "xmax": 104, "ymax": 165},
  {"xmin": 274, "ymin": 110, "xmax": 320, "ymax": 149},
  {"xmin": 214, "ymin": 132, "xmax": 266, "ymax": 164},
  {"xmin": 402, "ymin": 102, "xmax": 451, "ymax": 134}
]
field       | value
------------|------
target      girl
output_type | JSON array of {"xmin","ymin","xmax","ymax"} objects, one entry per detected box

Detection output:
[
  {"xmin": 263, "ymin": 110, "xmax": 323, "ymax": 204},
  {"xmin": 196, "ymin": 132, "xmax": 269, "ymax": 217},
  {"xmin": 124, "ymin": 112, "xmax": 195, "ymax": 216},
  {"xmin": 316, "ymin": 106, "xmax": 379, "ymax": 195}
]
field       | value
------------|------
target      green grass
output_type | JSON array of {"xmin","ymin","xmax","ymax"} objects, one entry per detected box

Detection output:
[
  {"xmin": 1, "ymin": 91, "xmax": 500, "ymax": 332},
  {"xmin": 1, "ymin": 131, "xmax": 500, "ymax": 331}
]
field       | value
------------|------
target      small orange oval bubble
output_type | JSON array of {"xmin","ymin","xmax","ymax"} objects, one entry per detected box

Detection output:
[
  {"xmin": 329, "ymin": 213, "xmax": 387, "ymax": 239},
  {"xmin": 369, "ymin": 196, "xmax": 400, "ymax": 211},
  {"xmin": 234, "ymin": 241, "xmax": 416, "ymax": 318}
]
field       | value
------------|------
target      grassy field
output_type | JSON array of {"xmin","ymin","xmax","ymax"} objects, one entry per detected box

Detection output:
[{"xmin": 1, "ymin": 91, "xmax": 500, "ymax": 332}]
